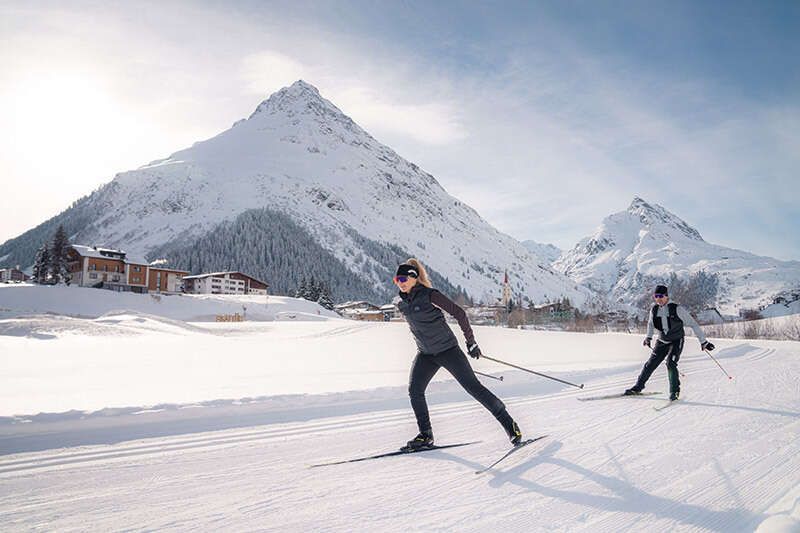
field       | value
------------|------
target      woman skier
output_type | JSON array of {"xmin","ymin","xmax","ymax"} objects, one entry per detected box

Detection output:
[{"xmin": 393, "ymin": 259, "xmax": 522, "ymax": 450}]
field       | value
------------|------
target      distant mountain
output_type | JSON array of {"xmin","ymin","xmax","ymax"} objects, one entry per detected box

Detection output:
[
  {"xmin": 553, "ymin": 197, "xmax": 800, "ymax": 315},
  {"xmin": 0, "ymin": 81, "xmax": 592, "ymax": 306},
  {"xmin": 521, "ymin": 241, "xmax": 562, "ymax": 265}
]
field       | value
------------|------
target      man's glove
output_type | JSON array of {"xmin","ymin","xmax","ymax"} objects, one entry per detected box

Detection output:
[
  {"xmin": 701, "ymin": 341, "xmax": 715, "ymax": 351},
  {"xmin": 643, "ymin": 337, "xmax": 652, "ymax": 348},
  {"xmin": 467, "ymin": 342, "xmax": 482, "ymax": 359}
]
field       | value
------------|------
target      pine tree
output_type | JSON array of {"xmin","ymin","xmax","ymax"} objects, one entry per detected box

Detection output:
[
  {"xmin": 295, "ymin": 276, "xmax": 308, "ymax": 299},
  {"xmin": 32, "ymin": 243, "xmax": 51, "ymax": 284},
  {"xmin": 307, "ymin": 276, "xmax": 321, "ymax": 302},
  {"xmin": 317, "ymin": 282, "xmax": 334, "ymax": 310},
  {"xmin": 49, "ymin": 225, "xmax": 71, "ymax": 285}
]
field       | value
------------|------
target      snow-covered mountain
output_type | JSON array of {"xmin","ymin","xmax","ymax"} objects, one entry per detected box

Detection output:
[
  {"xmin": 553, "ymin": 197, "xmax": 800, "ymax": 315},
  {"xmin": 0, "ymin": 81, "xmax": 592, "ymax": 307},
  {"xmin": 521, "ymin": 240, "xmax": 562, "ymax": 265}
]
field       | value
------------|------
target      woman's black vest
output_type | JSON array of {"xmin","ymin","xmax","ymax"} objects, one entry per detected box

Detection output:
[
  {"xmin": 397, "ymin": 285, "xmax": 459, "ymax": 354},
  {"xmin": 652, "ymin": 303, "xmax": 684, "ymax": 342}
]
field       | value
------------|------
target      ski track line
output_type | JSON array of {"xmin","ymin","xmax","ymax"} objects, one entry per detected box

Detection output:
[
  {"xmin": 295, "ymin": 323, "xmax": 373, "ymax": 340},
  {"xmin": 653, "ymin": 419, "xmax": 798, "ymax": 532},
  {"xmin": 0, "ymin": 395, "xmax": 502, "ymax": 470},
  {"xmin": 582, "ymin": 353, "xmax": 797, "ymax": 532},
  {"xmin": 0, "ymin": 391, "xmax": 550, "ymax": 476}
]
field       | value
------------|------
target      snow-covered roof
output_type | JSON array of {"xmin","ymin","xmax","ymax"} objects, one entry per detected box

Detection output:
[
  {"xmin": 69, "ymin": 245, "xmax": 148, "ymax": 265},
  {"xmin": 183, "ymin": 271, "xmax": 239, "ymax": 280},
  {"xmin": 183, "ymin": 271, "xmax": 268, "ymax": 286},
  {"xmin": 148, "ymin": 266, "xmax": 190, "ymax": 273},
  {"xmin": 334, "ymin": 301, "xmax": 376, "ymax": 309}
]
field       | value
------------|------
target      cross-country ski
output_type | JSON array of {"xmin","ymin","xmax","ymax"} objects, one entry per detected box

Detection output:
[
  {"xmin": 577, "ymin": 391, "xmax": 661, "ymax": 401},
  {"xmin": 654, "ymin": 398, "xmax": 683, "ymax": 412},
  {"xmin": 475, "ymin": 435, "xmax": 549, "ymax": 474},
  {"xmin": 310, "ymin": 442, "xmax": 479, "ymax": 468}
]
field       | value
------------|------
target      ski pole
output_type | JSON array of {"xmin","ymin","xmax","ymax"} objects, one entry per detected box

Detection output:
[
  {"xmin": 704, "ymin": 348, "xmax": 733, "ymax": 380},
  {"xmin": 474, "ymin": 370, "xmax": 503, "ymax": 381},
  {"xmin": 481, "ymin": 355, "xmax": 584, "ymax": 389}
]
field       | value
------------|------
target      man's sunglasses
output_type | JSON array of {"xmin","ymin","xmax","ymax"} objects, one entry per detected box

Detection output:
[
  {"xmin": 394, "ymin": 276, "xmax": 412, "ymax": 283},
  {"xmin": 653, "ymin": 293, "xmax": 667, "ymax": 299}
]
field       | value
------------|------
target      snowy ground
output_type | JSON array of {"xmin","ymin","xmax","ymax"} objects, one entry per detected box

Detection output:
[
  {"xmin": 1, "ymin": 295, "xmax": 799, "ymax": 531},
  {"xmin": 0, "ymin": 283, "xmax": 339, "ymax": 322}
]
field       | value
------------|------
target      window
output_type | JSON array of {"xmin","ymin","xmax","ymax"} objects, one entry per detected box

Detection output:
[
  {"xmin": 89, "ymin": 273, "xmax": 98, "ymax": 279},
  {"xmin": 103, "ymin": 265, "xmax": 108, "ymax": 272},
  {"xmin": 90, "ymin": 264, "xmax": 96, "ymax": 271},
  {"xmin": 134, "ymin": 266, "xmax": 141, "ymax": 273}
]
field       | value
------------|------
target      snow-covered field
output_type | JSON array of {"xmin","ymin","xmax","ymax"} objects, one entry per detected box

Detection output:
[{"xmin": 1, "ymin": 288, "xmax": 799, "ymax": 531}]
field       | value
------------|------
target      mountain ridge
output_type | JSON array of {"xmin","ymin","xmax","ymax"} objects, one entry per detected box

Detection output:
[{"xmin": 554, "ymin": 197, "xmax": 800, "ymax": 315}]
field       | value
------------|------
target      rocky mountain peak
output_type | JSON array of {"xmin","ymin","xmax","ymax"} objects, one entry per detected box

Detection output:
[
  {"xmin": 248, "ymin": 80, "xmax": 346, "ymax": 121},
  {"xmin": 626, "ymin": 196, "xmax": 703, "ymax": 241}
]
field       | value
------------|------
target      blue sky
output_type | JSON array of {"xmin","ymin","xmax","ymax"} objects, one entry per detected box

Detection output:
[{"xmin": 1, "ymin": 0, "xmax": 798, "ymax": 259}]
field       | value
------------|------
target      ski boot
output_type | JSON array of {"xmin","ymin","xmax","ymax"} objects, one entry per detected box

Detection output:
[
  {"xmin": 402, "ymin": 430, "xmax": 434, "ymax": 452},
  {"xmin": 623, "ymin": 387, "xmax": 643, "ymax": 396},
  {"xmin": 498, "ymin": 411, "xmax": 522, "ymax": 445},
  {"xmin": 507, "ymin": 420, "xmax": 523, "ymax": 446},
  {"xmin": 669, "ymin": 391, "xmax": 680, "ymax": 401}
]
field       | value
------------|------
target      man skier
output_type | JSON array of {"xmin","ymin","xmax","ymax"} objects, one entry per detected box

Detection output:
[{"xmin": 625, "ymin": 284, "xmax": 715, "ymax": 401}]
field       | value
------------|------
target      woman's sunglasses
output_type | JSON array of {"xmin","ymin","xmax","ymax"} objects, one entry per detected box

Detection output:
[
  {"xmin": 653, "ymin": 293, "xmax": 667, "ymax": 299},
  {"xmin": 394, "ymin": 276, "xmax": 410, "ymax": 283}
]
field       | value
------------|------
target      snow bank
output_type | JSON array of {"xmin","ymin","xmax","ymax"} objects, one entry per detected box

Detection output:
[{"xmin": 0, "ymin": 283, "xmax": 338, "ymax": 321}]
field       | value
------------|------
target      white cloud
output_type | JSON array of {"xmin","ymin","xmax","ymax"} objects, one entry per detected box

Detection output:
[
  {"xmin": 332, "ymin": 85, "xmax": 467, "ymax": 145},
  {"xmin": 240, "ymin": 51, "xmax": 308, "ymax": 96}
]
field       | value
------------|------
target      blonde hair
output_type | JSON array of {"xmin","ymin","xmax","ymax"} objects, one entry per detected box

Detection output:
[{"xmin": 406, "ymin": 258, "xmax": 432, "ymax": 288}]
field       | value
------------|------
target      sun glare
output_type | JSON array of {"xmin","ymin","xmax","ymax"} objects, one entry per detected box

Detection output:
[{"xmin": 6, "ymin": 71, "xmax": 124, "ymax": 175}]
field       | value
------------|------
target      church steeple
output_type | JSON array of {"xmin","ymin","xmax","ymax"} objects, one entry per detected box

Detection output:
[{"xmin": 501, "ymin": 270, "xmax": 512, "ymax": 308}]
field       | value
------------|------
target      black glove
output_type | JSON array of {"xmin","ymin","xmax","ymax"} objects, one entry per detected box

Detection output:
[
  {"xmin": 467, "ymin": 342, "xmax": 482, "ymax": 359},
  {"xmin": 701, "ymin": 341, "xmax": 715, "ymax": 351},
  {"xmin": 643, "ymin": 337, "xmax": 652, "ymax": 348}
]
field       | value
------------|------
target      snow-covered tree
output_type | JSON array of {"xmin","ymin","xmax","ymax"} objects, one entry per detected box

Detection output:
[
  {"xmin": 32, "ymin": 243, "xmax": 51, "ymax": 284},
  {"xmin": 306, "ymin": 276, "xmax": 321, "ymax": 302},
  {"xmin": 295, "ymin": 277, "xmax": 308, "ymax": 299},
  {"xmin": 316, "ymin": 282, "xmax": 334, "ymax": 310},
  {"xmin": 49, "ymin": 225, "xmax": 71, "ymax": 285}
]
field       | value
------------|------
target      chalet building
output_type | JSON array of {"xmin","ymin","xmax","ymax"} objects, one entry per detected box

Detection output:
[
  {"xmin": 379, "ymin": 303, "xmax": 399, "ymax": 321},
  {"xmin": 65, "ymin": 245, "xmax": 188, "ymax": 294},
  {"xmin": 0, "ymin": 266, "xmax": 29, "ymax": 283},
  {"xmin": 182, "ymin": 271, "xmax": 269, "ymax": 295},
  {"xmin": 334, "ymin": 301, "xmax": 379, "ymax": 318}
]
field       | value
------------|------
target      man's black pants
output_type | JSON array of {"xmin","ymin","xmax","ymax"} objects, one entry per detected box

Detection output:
[
  {"xmin": 408, "ymin": 345, "xmax": 508, "ymax": 433},
  {"xmin": 634, "ymin": 338, "xmax": 685, "ymax": 395}
]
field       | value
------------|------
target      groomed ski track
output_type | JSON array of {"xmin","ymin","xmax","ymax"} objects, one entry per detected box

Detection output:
[{"xmin": 1, "ymin": 342, "xmax": 799, "ymax": 532}]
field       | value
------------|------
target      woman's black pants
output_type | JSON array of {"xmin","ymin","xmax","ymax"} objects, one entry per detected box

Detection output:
[{"xmin": 408, "ymin": 345, "xmax": 509, "ymax": 433}]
